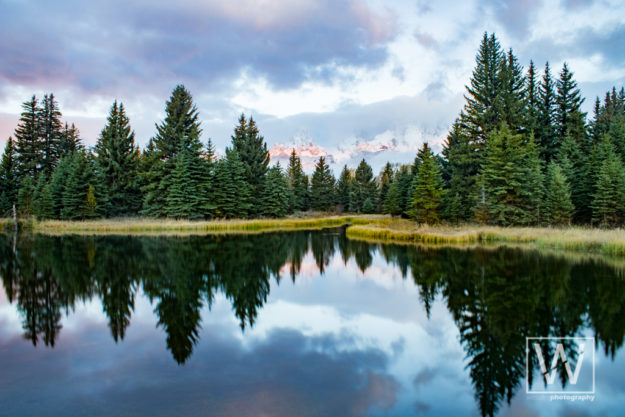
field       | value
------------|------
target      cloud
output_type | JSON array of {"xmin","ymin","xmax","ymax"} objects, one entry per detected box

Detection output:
[{"xmin": 0, "ymin": 0, "xmax": 398, "ymax": 96}]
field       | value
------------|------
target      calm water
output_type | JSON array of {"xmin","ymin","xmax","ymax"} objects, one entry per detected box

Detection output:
[{"xmin": 0, "ymin": 228, "xmax": 624, "ymax": 416}]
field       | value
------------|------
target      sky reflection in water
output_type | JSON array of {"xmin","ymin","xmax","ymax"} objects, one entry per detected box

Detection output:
[{"xmin": 0, "ymin": 229, "xmax": 624, "ymax": 416}]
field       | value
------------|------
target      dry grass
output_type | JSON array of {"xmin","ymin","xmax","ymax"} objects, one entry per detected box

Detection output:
[
  {"xmin": 345, "ymin": 223, "xmax": 625, "ymax": 256},
  {"xmin": 20, "ymin": 215, "xmax": 391, "ymax": 235}
]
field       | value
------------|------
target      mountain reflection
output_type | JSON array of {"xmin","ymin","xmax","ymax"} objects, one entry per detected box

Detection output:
[{"xmin": 1, "ymin": 229, "xmax": 624, "ymax": 416}]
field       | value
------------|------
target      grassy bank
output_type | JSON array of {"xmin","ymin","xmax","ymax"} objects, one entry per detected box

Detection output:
[
  {"xmin": 5, "ymin": 215, "xmax": 625, "ymax": 257},
  {"xmin": 345, "ymin": 223, "xmax": 625, "ymax": 256},
  {"xmin": 21, "ymin": 215, "xmax": 391, "ymax": 235}
]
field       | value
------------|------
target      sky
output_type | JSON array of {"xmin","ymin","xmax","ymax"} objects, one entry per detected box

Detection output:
[{"xmin": 1, "ymin": 0, "xmax": 624, "ymax": 172}]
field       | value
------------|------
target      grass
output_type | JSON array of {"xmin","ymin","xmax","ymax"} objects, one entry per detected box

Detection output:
[
  {"xmin": 345, "ymin": 222, "xmax": 625, "ymax": 257},
  {"xmin": 19, "ymin": 214, "xmax": 390, "ymax": 235},
  {"xmin": 5, "ymin": 214, "xmax": 625, "ymax": 257}
]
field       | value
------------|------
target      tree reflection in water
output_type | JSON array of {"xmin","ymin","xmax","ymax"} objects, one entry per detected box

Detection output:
[{"xmin": 1, "ymin": 228, "xmax": 624, "ymax": 416}]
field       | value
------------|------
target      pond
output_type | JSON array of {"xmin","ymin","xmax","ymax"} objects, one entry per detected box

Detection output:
[{"xmin": 0, "ymin": 228, "xmax": 623, "ymax": 416}]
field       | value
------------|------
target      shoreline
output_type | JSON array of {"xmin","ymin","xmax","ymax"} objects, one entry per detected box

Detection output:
[{"xmin": 3, "ymin": 216, "xmax": 625, "ymax": 257}]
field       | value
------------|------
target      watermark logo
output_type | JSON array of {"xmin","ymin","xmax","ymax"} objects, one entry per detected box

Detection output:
[{"xmin": 526, "ymin": 337, "xmax": 595, "ymax": 398}]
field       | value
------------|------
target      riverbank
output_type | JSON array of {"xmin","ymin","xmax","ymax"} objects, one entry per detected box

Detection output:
[
  {"xmin": 4, "ymin": 216, "xmax": 625, "ymax": 256},
  {"xmin": 345, "ymin": 223, "xmax": 625, "ymax": 256}
]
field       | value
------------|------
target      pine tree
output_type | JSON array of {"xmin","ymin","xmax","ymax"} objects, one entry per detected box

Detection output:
[
  {"xmin": 14, "ymin": 95, "xmax": 42, "ymax": 179},
  {"xmin": 525, "ymin": 60, "xmax": 540, "ymax": 134},
  {"xmin": 96, "ymin": 101, "xmax": 142, "ymax": 216},
  {"xmin": 62, "ymin": 151, "xmax": 98, "ymax": 219},
  {"xmin": 230, "ymin": 114, "xmax": 270, "ymax": 216},
  {"xmin": 85, "ymin": 184, "xmax": 97, "ymax": 217},
  {"xmin": 496, "ymin": 49, "xmax": 525, "ymax": 131},
  {"xmin": 287, "ymin": 149, "xmax": 308, "ymax": 211},
  {"xmin": 142, "ymin": 85, "xmax": 205, "ymax": 217},
  {"xmin": 462, "ymin": 32, "xmax": 505, "ymax": 144},
  {"xmin": 557, "ymin": 135, "xmax": 588, "ymax": 223},
  {"xmin": 592, "ymin": 153, "xmax": 625, "ymax": 227},
  {"xmin": 407, "ymin": 143, "xmax": 445, "ymax": 223},
  {"xmin": 441, "ymin": 119, "xmax": 477, "ymax": 221},
  {"xmin": 38, "ymin": 93, "xmax": 63, "ymax": 175},
  {"xmin": 212, "ymin": 149, "xmax": 252, "ymax": 218},
  {"xmin": 0, "ymin": 137, "xmax": 19, "ymax": 215},
  {"xmin": 555, "ymin": 63, "xmax": 586, "ymax": 142},
  {"xmin": 58, "ymin": 123, "xmax": 82, "ymax": 156},
  {"xmin": 378, "ymin": 162, "xmax": 394, "ymax": 212},
  {"xmin": 384, "ymin": 172, "xmax": 403, "ymax": 216},
  {"xmin": 544, "ymin": 162, "xmax": 573, "ymax": 226},
  {"xmin": 49, "ymin": 155, "xmax": 72, "ymax": 218},
  {"xmin": 480, "ymin": 123, "xmax": 543, "ymax": 225},
  {"xmin": 537, "ymin": 62, "xmax": 558, "ymax": 161},
  {"xmin": 17, "ymin": 175, "xmax": 34, "ymax": 216},
  {"xmin": 310, "ymin": 157, "xmax": 335, "ymax": 211},
  {"xmin": 33, "ymin": 174, "xmax": 54, "ymax": 219},
  {"xmin": 335, "ymin": 165, "xmax": 353, "ymax": 212},
  {"xmin": 350, "ymin": 159, "xmax": 377, "ymax": 212},
  {"xmin": 263, "ymin": 163, "xmax": 290, "ymax": 218}
]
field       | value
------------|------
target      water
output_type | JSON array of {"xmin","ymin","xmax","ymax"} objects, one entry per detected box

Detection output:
[{"xmin": 0, "ymin": 228, "xmax": 624, "ymax": 416}]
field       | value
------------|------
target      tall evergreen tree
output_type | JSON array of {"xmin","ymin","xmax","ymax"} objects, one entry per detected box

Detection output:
[
  {"xmin": 544, "ymin": 161, "xmax": 574, "ymax": 226},
  {"xmin": 0, "ymin": 137, "xmax": 19, "ymax": 215},
  {"xmin": 525, "ymin": 60, "xmax": 540, "ymax": 134},
  {"xmin": 96, "ymin": 101, "xmax": 142, "ymax": 216},
  {"xmin": 480, "ymin": 123, "xmax": 543, "ymax": 225},
  {"xmin": 230, "ymin": 114, "xmax": 270, "ymax": 216},
  {"xmin": 33, "ymin": 174, "xmax": 54, "ymax": 220},
  {"xmin": 335, "ymin": 165, "xmax": 353, "ymax": 212},
  {"xmin": 142, "ymin": 85, "xmax": 205, "ymax": 217},
  {"xmin": 62, "ymin": 151, "xmax": 99, "ymax": 220},
  {"xmin": 496, "ymin": 49, "xmax": 525, "ymax": 131},
  {"xmin": 592, "ymin": 153, "xmax": 625, "ymax": 227},
  {"xmin": 17, "ymin": 175, "xmax": 34, "ymax": 216},
  {"xmin": 58, "ymin": 122, "xmax": 82, "ymax": 156},
  {"xmin": 537, "ymin": 62, "xmax": 558, "ymax": 161},
  {"xmin": 378, "ymin": 162, "xmax": 394, "ymax": 213},
  {"xmin": 49, "ymin": 156, "xmax": 72, "ymax": 219},
  {"xmin": 38, "ymin": 93, "xmax": 63, "ymax": 175},
  {"xmin": 557, "ymin": 135, "xmax": 588, "ymax": 223},
  {"xmin": 14, "ymin": 96, "xmax": 42, "ymax": 179},
  {"xmin": 310, "ymin": 157, "xmax": 335, "ymax": 211},
  {"xmin": 407, "ymin": 143, "xmax": 445, "ymax": 223},
  {"xmin": 262, "ymin": 163, "xmax": 290, "ymax": 218},
  {"xmin": 287, "ymin": 149, "xmax": 308, "ymax": 211},
  {"xmin": 462, "ymin": 32, "xmax": 505, "ymax": 144},
  {"xmin": 555, "ymin": 63, "xmax": 586, "ymax": 143},
  {"xmin": 351, "ymin": 159, "xmax": 377, "ymax": 212}
]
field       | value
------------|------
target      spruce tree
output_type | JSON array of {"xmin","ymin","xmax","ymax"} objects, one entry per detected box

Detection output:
[
  {"xmin": 335, "ymin": 165, "xmax": 353, "ymax": 212},
  {"xmin": 557, "ymin": 135, "xmax": 588, "ymax": 223},
  {"xmin": 142, "ymin": 85, "xmax": 205, "ymax": 217},
  {"xmin": 537, "ymin": 62, "xmax": 558, "ymax": 161},
  {"xmin": 0, "ymin": 137, "xmax": 19, "ymax": 215},
  {"xmin": 555, "ymin": 63, "xmax": 586, "ymax": 142},
  {"xmin": 62, "ymin": 151, "xmax": 98, "ymax": 220},
  {"xmin": 496, "ymin": 49, "xmax": 526, "ymax": 131},
  {"xmin": 38, "ymin": 93, "xmax": 63, "ymax": 175},
  {"xmin": 59, "ymin": 123, "xmax": 82, "ymax": 156},
  {"xmin": 287, "ymin": 149, "xmax": 308, "ymax": 211},
  {"xmin": 212, "ymin": 149, "xmax": 252, "ymax": 218},
  {"xmin": 17, "ymin": 175, "xmax": 34, "ymax": 216},
  {"xmin": 230, "ymin": 114, "xmax": 270, "ymax": 216},
  {"xmin": 33, "ymin": 174, "xmax": 54, "ymax": 220},
  {"xmin": 14, "ymin": 95, "xmax": 42, "ymax": 179},
  {"xmin": 592, "ymin": 153, "xmax": 625, "ymax": 227},
  {"xmin": 378, "ymin": 162, "xmax": 394, "ymax": 212},
  {"xmin": 49, "ymin": 156, "xmax": 72, "ymax": 218},
  {"xmin": 480, "ymin": 123, "xmax": 543, "ymax": 225},
  {"xmin": 310, "ymin": 157, "xmax": 335, "ymax": 211},
  {"xmin": 525, "ymin": 60, "xmax": 540, "ymax": 134},
  {"xmin": 544, "ymin": 162, "xmax": 573, "ymax": 226},
  {"xmin": 96, "ymin": 101, "xmax": 142, "ymax": 216},
  {"xmin": 384, "ymin": 173, "xmax": 403, "ymax": 216},
  {"xmin": 263, "ymin": 163, "xmax": 290, "ymax": 218},
  {"xmin": 351, "ymin": 159, "xmax": 377, "ymax": 212},
  {"xmin": 407, "ymin": 143, "xmax": 445, "ymax": 223}
]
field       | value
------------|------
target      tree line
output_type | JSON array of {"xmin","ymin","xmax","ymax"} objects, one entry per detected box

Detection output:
[{"xmin": 1, "ymin": 33, "xmax": 624, "ymax": 225}]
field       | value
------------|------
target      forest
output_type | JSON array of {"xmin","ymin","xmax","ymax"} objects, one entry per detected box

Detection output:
[{"xmin": 1, "ymin": 32, "xmax": 624, "ymax": 226}]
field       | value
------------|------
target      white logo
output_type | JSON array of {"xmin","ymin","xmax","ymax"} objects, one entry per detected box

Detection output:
[{"xmin": 526, "ymin": 337, "xmax": 595, "ymax": 395}]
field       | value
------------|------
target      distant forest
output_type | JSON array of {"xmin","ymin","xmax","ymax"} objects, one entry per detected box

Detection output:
[{"xmin": 1, "ymin": 32, "xmax": 624, "ymax": 226}]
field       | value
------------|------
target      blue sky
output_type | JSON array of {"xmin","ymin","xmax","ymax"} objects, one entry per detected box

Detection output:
[{"xmin": 1, "ymin": 0, "xmax": 624, "ymax": 172}]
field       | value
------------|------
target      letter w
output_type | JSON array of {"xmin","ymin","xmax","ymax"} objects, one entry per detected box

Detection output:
[{"xmin": 534, "ymin": 342, "xmax": 585, "ymax": 385}]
